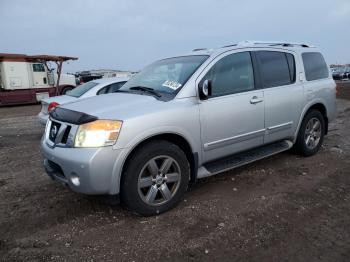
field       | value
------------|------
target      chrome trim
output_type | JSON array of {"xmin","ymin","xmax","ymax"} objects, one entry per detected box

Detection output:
[
  {"xmin": 55, "ymin": 123, "xmax": 67, "ymax": 144},
  {"xmin": 45, "ymin": 120, "xmax": 55, "ymax": 148},
  {"xmin": 266, "ymin": 121, "xmax": 293, "ymax": 134},
  {"xmin": 204, "ymin": 129, "xmax": 266, "ymax": 151},
  {"xmin": 45, "ymin": 118, "xmax": 78, "ymax": 148}
]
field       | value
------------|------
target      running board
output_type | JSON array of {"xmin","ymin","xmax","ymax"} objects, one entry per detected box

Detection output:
[{"xmin": 198, "ymin": 140, "xmax": 293, "ymax": 178}]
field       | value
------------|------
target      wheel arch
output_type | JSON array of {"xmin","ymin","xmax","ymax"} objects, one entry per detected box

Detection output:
[
  {"xmin": 294, "ymin": 102, "xmax": 329, "ymax": 142},
  {"xmin": 119, "ymin": 133, "xmax": 198, "ymax": 189}
]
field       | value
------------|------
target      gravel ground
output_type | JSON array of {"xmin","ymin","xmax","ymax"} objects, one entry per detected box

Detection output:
[{"xmin": 0, "ymin": 83, "xmax": 350, "ymax": 262}]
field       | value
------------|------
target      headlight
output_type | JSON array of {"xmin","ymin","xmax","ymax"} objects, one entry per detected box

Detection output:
[{"xmin": 74, "ymin": 120, "xmax": 122, "ymax": 148}]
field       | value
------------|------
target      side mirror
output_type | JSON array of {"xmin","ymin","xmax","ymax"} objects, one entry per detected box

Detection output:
[{"xmin": 199, "ymin": 79, "xmax": 212, "ymax": 100}]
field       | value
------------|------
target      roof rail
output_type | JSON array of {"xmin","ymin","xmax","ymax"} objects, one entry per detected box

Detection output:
[
  {"xmin": 192, "ymin": 48, "xmax": 207, "ymax": 52},
  {"xmin": 237, "ymin": 40, "xmax": 314, "ymax": 48},
  {"xmin": 221, "ymin": 44, "xmax": 237, "ymax": 48}
]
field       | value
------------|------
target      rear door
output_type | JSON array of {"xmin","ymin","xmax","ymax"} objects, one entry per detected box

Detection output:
[
  {"xmin": 254, "ymin": 50, "xmax": 303, "ymax": 144},
  {"xmin": 198, "ymin": 51, "xmax": 265, "ymax": 163}
]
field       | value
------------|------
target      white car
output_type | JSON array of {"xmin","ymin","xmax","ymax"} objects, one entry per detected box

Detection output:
[{"xmin": 38, "ymin": 77, "xmax": 129, "ymax": 125}]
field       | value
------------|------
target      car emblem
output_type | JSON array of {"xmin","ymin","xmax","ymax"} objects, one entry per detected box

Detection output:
[{"xmin": 51, "ymin": 125, "xmax": 58, "ymax": 138}]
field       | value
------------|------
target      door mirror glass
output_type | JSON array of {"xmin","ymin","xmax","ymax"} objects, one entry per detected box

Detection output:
[{"xmin": 199, "ymin": 79, "xmax": 211, "ymax": 99}]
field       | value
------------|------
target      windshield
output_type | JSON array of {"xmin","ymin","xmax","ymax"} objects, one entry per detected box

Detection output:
[
  {"xmin": 120, "ymin": 55, "xmax": 208, "ymax": 95},
  {"xmin": 66, "ymin": 81, "xmax": 99, "ymax": 97}
]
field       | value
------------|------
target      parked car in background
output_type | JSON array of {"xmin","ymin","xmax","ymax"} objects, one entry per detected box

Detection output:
[
  {"xmin": 41, "ymin": 41, "xmax": 336, "ymax": 216},
  {"xmin": 38, "ymin": 77, "xmax": 129, "ymax": 125},
  {"xmin": 332, "ymin": 67, "xmax": 350, "ymax": 81},
  {"xmin": 332, "ymin": 68, "xmax": 345, "ymax": 80},
  {"xmin": 344, "ymin": 67, "xmax": 350, "ymax": 80}
]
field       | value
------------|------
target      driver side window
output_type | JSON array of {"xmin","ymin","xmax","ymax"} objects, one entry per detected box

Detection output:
[{"xmin": 202, "ymin": 52, "xmax": 255, "ymax": 97}]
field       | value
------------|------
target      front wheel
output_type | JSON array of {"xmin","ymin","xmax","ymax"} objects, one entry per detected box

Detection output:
[
  {"xmin": 294, "ymin": 110, "xmax": 325, "ymax": 156},
  {"xmin": 120, "ymin": 140, "xmax": 190, "ymax": 216}
]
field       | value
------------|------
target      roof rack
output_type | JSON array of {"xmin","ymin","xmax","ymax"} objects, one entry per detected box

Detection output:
[{"xmin": 236, "ymin": 40, "xmax": 314, "ymax": 48}]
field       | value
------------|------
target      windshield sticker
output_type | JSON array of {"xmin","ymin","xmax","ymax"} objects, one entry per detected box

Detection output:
[{"xmin": 162, "ymin": 80, "xmax": 182, "ymax": 90}]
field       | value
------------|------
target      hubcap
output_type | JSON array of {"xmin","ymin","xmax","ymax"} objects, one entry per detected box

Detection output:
[
  {"xmin": 304, "ymin": 117, "xmax": 322, "ymax": 150},
  {"xmin": 138, "ymin": 156, "xmax": 181, "ymax": 206}
]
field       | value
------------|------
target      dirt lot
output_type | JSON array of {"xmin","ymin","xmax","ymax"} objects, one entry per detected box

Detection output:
[{"xmin": 1, "ymin": 83, "xmax": 350, "ymax": 262}]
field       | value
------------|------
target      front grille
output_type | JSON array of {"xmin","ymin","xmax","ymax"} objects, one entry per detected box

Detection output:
[
  {"xmin": 61, "ymin": 125, "xmax": 71, "ymax": 144},
  {"xmin": 47, "ymin": 120, "xmax": 74, "ymax": 147},
  {"xmin": 49, "ymin": 121, "xmax": 61, "ymax": 142}
]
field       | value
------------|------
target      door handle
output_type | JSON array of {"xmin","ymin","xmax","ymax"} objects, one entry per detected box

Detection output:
[{"xmin": 250, "ymin": 96, "xmax": 263, "ymax": 104}]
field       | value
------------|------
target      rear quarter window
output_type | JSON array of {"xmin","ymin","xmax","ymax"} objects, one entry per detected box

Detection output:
[{"xmin": 302, "ymin": 52, "xmax": 329, "ymax": 81}]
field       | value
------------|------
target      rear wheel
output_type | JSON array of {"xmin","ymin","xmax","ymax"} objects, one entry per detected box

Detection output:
[
  {"xmin": 294, "ymin": 110, "xmax": 325, "ymax": 156},
  {"xmin": 121, "ymin": 140, "xmax": 190, "ymax": 216}
]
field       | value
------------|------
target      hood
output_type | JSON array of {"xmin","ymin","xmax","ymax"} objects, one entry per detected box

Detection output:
[
  {"xmin": 60, "ymin": 93, "xmax": 169, "ymax": 120},
  {"xmin": 42, "ymin": 95, "xmax": 77, "ymax": 105}
]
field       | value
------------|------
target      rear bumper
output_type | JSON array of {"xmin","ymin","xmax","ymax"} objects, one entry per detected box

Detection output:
[
  {"xmin": 38, "ymin": 111, "xmax": 49, "ymax": 125},
  {"xmin": 41, "ymin": 137, "xmax": 127, "ymax": 195}
]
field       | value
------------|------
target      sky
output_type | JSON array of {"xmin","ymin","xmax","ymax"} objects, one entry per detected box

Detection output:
[{"xmin": 1, "ymin": 0, "xmax": 350, "ymax": 73}]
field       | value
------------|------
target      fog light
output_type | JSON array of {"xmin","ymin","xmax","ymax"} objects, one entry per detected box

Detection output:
[{"xmin": 70, "ymin": 174, "xmax": 80, "ymax": 186}]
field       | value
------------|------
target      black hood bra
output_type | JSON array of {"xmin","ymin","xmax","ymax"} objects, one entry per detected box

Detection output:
[{"xmin": 50, "ymin": 107, "xmax": 98, "ymax": 125}]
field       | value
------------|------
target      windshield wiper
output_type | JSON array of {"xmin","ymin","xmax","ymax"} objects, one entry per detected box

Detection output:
[{"xmin": 129, "ymin": 86, "xmax": 162, "ymax": 98}]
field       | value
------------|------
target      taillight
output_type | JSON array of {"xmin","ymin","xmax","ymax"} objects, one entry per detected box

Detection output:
[{"xmin": 48, "ymin": 102, "xmax": 59, "ymax": 112}]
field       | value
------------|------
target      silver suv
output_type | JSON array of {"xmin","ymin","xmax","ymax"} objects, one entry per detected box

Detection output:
[{"xmin": 41, "ymin": 41, "xmax": 336, "ymax": 216}]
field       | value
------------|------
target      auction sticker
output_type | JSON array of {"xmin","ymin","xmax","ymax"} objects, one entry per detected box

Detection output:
[{"xmin": 162, "ymin": 80, "xmax": 182, "ymax": 90}]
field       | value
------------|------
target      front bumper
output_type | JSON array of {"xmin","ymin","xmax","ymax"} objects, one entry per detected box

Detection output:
[{"xmin": 41, "ymin": 137, "xmax": 126, "ymax": 195}]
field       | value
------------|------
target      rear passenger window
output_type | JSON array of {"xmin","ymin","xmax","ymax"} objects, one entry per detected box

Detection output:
[
  {"xmin": 107, "ymin": 82, "xmax": 126, "ymax": 93},
  {"xmin": 202, "ymin": 52, "xmax": 255, "ymax": 97},
  {"xmin": 97, "ymin": 86, "xmax": 107, "ymax": 95},
  {"xmin": 256, "ymin": 51, "xmax": 295, "ymax": 88},
  {"xmin": 302, "ymin": 52, "xmax": 329, "ymax": 81}
]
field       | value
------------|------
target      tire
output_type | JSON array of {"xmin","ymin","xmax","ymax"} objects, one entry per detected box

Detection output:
[
  {"xmin": 61, "ymin": 86, "xmax": 73, "ymax": 95},
  {"xmin": 294, "ymin": 110, "xmax": 325, "ymax": 157},
  {"xmin": 120, "ymin": 140, "xmax": 190, "ymax": 216}
]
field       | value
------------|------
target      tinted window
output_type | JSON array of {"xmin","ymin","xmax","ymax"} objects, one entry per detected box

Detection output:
[
  {"xmin": 108, "ymin": 81, "xmax": 126, "ymax": 93},
  {"xmin": 256, "ymin": 51, "xmax": 294, "ymax": 88},
  {"xmin": 286, "ymin": 53, "xmax": 296, "ymax": 83},
  {"xmin": 302, "ymin": 52, "xmax": 329, "ymax": 81},
  {"xmin": 66, "ymin": 81, "xmax": 98, "ymax": 97},
  {"xmin": 202, "ymin": 52, "xmax": 254, "ymax": 97},
  {"xmin": 96, "ymin": 85, "xmax": 109, "ymax": 95},
  {"xmin": 97, "ymin": 81, "xmax": 127, "ymax": 95}
]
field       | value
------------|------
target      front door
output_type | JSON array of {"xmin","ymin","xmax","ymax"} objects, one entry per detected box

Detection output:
[
  {"xmin": 31, "ymin": 63, "xmax": 48, "ymax": 87},
  {"xmin": 198, "ymin": 51, "xmax": 265, "ymax": 163}
]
